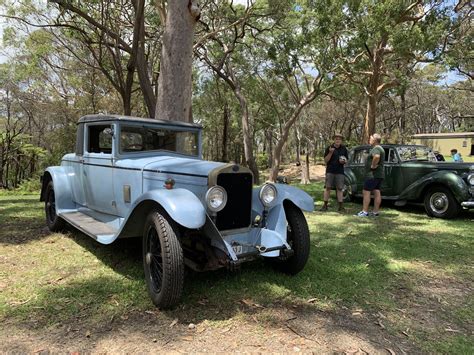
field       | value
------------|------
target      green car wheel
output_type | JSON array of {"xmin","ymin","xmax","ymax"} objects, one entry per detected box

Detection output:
[{"xmin": 424, "ymin": 186, "xmax": 461, "ymax": 219}]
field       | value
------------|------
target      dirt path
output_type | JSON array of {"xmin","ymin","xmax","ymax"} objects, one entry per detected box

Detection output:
[{"xmin": 2, "ymin": 305, "xmax": 409, "ymax": 354}]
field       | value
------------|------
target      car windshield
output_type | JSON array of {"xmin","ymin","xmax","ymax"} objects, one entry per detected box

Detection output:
[
  {"xmin": 120, "ymin": 125, "xmax": 199, "ymax": 156},
  {"xmin": 396, "ymin": 146, "xmax": 437, "ymax": 162}
]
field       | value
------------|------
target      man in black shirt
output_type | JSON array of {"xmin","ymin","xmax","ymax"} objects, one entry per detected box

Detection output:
[{"xmin": 321, "ymin": 133, "xmax": 349, "ymax": 212}]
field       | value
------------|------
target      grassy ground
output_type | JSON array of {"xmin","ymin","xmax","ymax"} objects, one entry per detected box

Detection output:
[{"xmin": 0, "ymin": 185, "xmax": 473, "ymax": 353}]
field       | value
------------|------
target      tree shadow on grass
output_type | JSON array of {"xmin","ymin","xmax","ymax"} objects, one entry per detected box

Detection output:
[
  {"xmin": 2, "ymin": 193, "xmax": 471, "ymax": 352},
  {"xmin": 5, "ymin": 209, "xmax": 472, "ymax": 352}
]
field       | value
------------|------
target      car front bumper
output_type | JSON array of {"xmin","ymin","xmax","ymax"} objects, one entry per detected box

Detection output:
[{"xmin": 461, "ymin": 201, "xmax": 474, "ymax": 208}]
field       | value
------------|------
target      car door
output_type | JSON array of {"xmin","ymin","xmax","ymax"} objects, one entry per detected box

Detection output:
[
  {"xmin": 82, "ymin": 123, "xmax": 118, "ymax": 215},
  {"xmin": 71, "ymin": 122, "xmax": 86, "ymax": 206},
  {"xmin": 380, "ymin": 147, "xmax": 399, "ymax": 197},
  {"xmin": 351, "ymin": 147, "xmax": 370, "ymax": 193}
]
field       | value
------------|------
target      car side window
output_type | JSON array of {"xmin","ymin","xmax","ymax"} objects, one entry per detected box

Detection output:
[
  {"xmin": 388, "ymin": 149, "xmax": 398, "ymax": 163},
  {"xmin": 353, "ymin": 149, "xmax": 369, "ymax": 165},
  {"xmin": 87, "ymin": 125, "xmax": 113, "ymax": 154}
]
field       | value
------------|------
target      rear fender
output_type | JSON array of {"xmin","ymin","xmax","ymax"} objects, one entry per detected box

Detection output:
[
  {"xmin": 399, "ymin": 171, "xmax": 470, "ymax": 203},
  {"xmin": 40, "ymin": 167, "xmax": 76, "ymax": 212}
]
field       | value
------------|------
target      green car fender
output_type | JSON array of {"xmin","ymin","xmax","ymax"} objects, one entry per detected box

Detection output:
[
  {"xmin": 344, "ymin": 169, "xmax": 357, "ymax": 192},
  {"xmin": 398, "ymin": 171, "xmax": 470, "ymax": 203}
]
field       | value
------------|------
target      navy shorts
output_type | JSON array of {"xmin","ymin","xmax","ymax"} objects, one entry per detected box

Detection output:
[{"xmin": 363, "ymin": 178, "xmax": 383, "ymax": 191}]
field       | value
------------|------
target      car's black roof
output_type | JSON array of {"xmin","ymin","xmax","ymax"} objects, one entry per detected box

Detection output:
[{"xmin": 78, "ymin": 114, "xmax": 202, "ymax": 129}]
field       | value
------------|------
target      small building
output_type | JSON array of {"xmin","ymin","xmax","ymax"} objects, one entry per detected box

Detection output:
[{"xmin": 411, "ymin": 132, "xmax": 474, "ymax": 158}]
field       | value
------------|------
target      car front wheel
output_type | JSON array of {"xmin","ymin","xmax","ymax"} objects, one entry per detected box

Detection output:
[
  {"xmin": 272, "ymin": 202, "xmax": 310, "ymax": 275},
  {"xmin": 342, "ymin": 180, "xmax": 353, "ymax": 203},
  {"xmin": 44, "ymin": 181, "xmax": 66, "ymax": 232},
  {"xmin": 143, "ymin": 209, "xmax": 184, "ymax": 308},
  {"xmin": 424, "ymin": 186, "xmax": 461, "ymax": 219}
]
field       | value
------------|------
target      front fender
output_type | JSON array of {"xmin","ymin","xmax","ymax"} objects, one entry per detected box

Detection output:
[
  {"xmin": 344, "ymin": 168, "xmax": 357, "ymax": 192},
  {"xmin": 130, "ymin": 188, "xmax": 206, "ymax": 229},
  {"xmin": 399, "ymin": 171, "xmax": 470, "ymax": 203},
  {"xmin": 41, "ymin": 167, "xmax": 76, "ymax": 212},
  {"xmin": 252, "ymin": 183, "xmax": 314, "ymax": 214}
]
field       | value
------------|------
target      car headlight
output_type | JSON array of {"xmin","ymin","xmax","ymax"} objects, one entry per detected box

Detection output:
[
  {"xmin": 467, "ymin": 173, "xmax": 474, "ymax": 186},
  {"xmin": 259, "ymin": 183, "xmax": 277, "ymax": 207},
  {"xmin": 205, "ymin": 186, "xmax": 227, "ymax": 212}
]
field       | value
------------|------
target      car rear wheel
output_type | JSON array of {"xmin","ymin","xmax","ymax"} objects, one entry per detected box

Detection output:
[
  {"xmin": 271, "ymin": 202, "xmax": 310, "ymax": 275},
  {"xmin": 424, "ymin": 186, "xmax": 461, "ymax": 219},
  {"xmin": 44, "ymin": 181, "xmax": 66, "ymax": 232},
  {"xmin": 143, "ymin": 209, "xmax": 184, "ymax": 308}
]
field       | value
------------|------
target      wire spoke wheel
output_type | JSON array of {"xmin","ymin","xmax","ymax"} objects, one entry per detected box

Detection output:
[
  {"xmin": 142, "ymin": 209, "xmax": 184, "ymax": 309},
  {"xmin": 270, "ymin": 202, "xmax": 310, "ymax": 275},
  {"xmin": 44, "ymin": 181, "xmax": 65, "ymax": 232},
  {"xmin": 146, "ymin": 226, "xmax": 164, "ymax": 293}
]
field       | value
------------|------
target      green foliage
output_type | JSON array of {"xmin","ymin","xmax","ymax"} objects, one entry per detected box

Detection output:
[{"xmin": 256, "ymin": 152, "xmax": 269, "ymax": 169}]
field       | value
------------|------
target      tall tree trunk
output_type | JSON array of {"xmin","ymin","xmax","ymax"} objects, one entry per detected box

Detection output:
[
  {"xmin": 270, "ymin": 105, "xmax": 307, "ymax": 182},
  {"xmin": 234, "ymin": 86, "xmax": 259, "ymax": 183},
  {"xmin": 122, "ymin": 91, "xmax": 132, "ymax": 115},
  {"xmin": 265, "ymin": 128, "xmax": 273, "ymax": 168},
  {"xmin": 133, "ymin": 0, "xmax": 156, "ymax": 117},
  {"xmin": 300, "ymin": 150, "xmax": 310, "ymax": 184},
  {"xmin": 222, "ymin": 103, "xmax": 229, "ymax": 162},
  {"xmin": 362, "ymin": 35, "xmax": 387, "ymax": 143},
  {"xmin": 363, "ymin": 94, "xmax": 377, "ymax": 143},
  {"xmin": 399, "ymin": 90, "xmax": 406, "ymax": 143},
  {"xmin": 294, "ymin": 126, "xmax": 301, "ymax": 165},
  {"xmin": 155, "ymin": 0, "xmax": 200, "ymax": 122},
  {"xmin": 269, "ymin": 76, "xmax": 321, "ymax": 182}
]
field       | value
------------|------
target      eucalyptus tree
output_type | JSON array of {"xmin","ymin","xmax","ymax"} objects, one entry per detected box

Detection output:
[
  {"xmin": 195, "ymin": 0, "xmax": 268, "ymax": 182},
  {"xmin": 252, "ymin": 1, "xmax": 345, "ymax": 182},
  {"xmin": 337, "ymin": 0, "xmax": 455, "ymax": 142},
  {"xmin": 2, "ymin": 0, "xmax": 159, "ymax": 116}
]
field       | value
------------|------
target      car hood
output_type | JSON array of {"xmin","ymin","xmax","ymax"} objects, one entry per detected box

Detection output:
[{"xmin": 116, "ymin": 154, "xmax": 225, "ymax": 178}]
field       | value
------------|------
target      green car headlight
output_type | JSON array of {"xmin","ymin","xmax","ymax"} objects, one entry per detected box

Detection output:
[{"xmin": 467, "ymin": 173, "xmax": 474, "ymax": 186}]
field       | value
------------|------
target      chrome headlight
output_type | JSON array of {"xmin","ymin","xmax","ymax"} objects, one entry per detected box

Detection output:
[
  {"xmin": 259, "ymin": 183, "xmax": 277, "ymax": 207},
  {"xmin": 205, "ymin": 186, "xmax": 227, "ymax": 212},
  {"xmin": 467, "ymin": 173, "xmax": 474, "ymax": 186}
]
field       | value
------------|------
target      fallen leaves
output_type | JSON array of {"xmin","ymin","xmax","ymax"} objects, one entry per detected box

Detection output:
[{"xmin": 169, "ymin": 318, "xmax": 178, "ymax": 328}]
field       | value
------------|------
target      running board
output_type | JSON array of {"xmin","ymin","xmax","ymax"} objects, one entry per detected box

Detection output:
[{"xmin": 60, "ymin": 211, "xmax": 118, "ymax": 244}]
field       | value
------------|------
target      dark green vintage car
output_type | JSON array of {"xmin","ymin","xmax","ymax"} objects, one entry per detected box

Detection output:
[{"xmin": 343, "ymin": 144, "xmax": 474, "ymax": 218}]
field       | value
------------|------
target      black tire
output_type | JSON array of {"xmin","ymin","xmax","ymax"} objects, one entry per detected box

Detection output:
[
  {"xmin": 44, "ymin": 181, "xmax": 66, "ymax": 232},
  {"xmin": 272, "ymin": 202, "xmax": 310, "ymax": 275},
  {"xmin": 342, "ymin": 180, "xmax": 353, "ymax": 203},
  {"xmin": 424, "ymin": 186, "xmax": 461, "ymax": 219},
  {"xmin": 143, "ymin": 209, "xmax": 184, "ymax": 308}
]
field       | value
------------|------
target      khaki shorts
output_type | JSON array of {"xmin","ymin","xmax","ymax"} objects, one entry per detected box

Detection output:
[{"xmin": 325, "ymin": 173, "xmax": 345, "ymax": 190}]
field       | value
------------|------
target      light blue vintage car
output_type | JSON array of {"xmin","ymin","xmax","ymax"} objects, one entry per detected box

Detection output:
[{"xmin": 40, "ymin": 115, "xmax": 314, "ymax": 308}]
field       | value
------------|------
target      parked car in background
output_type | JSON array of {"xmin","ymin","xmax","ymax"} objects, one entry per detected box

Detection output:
[
  {"xmin": 40, "ymin": 115, "xmax": 314, "ymax": 308},
  {"xmin": 343, "ymin": 144, "xmax": 474, "ymax": 218}
]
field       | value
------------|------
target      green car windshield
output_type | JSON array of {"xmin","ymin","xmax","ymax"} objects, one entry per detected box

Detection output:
[
  {"xmin": 120, "ymin": 125, "xmax": 199, "ymax": 156},
  {"xmin": 397, "ymin": 146, "xmax": 437, "ymax": 162}
]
